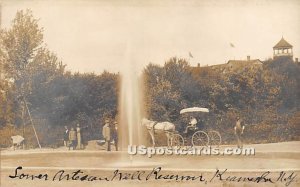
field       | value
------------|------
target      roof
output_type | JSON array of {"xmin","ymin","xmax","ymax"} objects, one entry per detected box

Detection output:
[
  {"xmin": 180, "ymin": 107, "xmax": 209, "ymax": 114},
  {"xmin": 273, "ymin": 37, "xmax": 293, "ymax": 48},
  {"xmin": 216, "ymin": 59, "xmax": 262, "ymax": 73},
  {"xmin": 227, "ymin": 59, "xmax": 263, "ymax": 65}
]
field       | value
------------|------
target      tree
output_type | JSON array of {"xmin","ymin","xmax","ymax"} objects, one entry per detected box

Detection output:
[
  {"xmin": 1, "ymin": 10, "xmax": 65, "ymax": 126},
  {"xmin": 2, "ymin": 9, "xmax": 43, "ymax": 87},
  {"xmin": 0, "ymin": 9, "xmax": 120, "ymax": 147},
  {"xmin": 1, "ymin": 10, "xmax": 45, "ymax": 126}
]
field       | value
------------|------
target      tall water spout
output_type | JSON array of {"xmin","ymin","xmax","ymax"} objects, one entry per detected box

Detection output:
[{"xmin": 118, "ymin": 46, "xmax": 145, "ymax": 150}]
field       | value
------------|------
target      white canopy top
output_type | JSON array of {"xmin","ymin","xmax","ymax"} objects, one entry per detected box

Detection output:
[{"xmin": 180, "ymin": 107, "xmax": 209, "ymax": 114}]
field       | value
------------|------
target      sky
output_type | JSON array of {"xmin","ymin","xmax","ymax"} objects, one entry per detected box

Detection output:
[{"xmin": 1, "ymin": 0, "xmax": 300, "ymax": 73}]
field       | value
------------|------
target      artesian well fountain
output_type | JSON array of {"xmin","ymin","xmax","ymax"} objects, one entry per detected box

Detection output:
[{"xmin": 105, "ymin": 45, "xmax": 162, "ymax": 167}]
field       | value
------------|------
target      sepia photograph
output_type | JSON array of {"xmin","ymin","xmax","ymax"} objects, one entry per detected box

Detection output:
[{"xmin": 0, "ymin": 0, "xmax": 299, "ymax": 186}]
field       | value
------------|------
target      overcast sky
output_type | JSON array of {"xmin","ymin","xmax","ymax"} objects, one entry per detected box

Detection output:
[{"xmin": 2, "ymin": 0, "xmax": 300, "ymax": 73}]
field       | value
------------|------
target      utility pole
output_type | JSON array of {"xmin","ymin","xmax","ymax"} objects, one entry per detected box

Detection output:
[
  {"xmin": 23, "ymin": 96, "xmax": 42, "ymax": 149},
  {"xmin": 0, "ymin": 0, "xmax": 2, "ymax": 29},
  {"xmin": 21, "ymin": 104, "xmax": 26, "ymax": 149},
  {"xmin": 0, "ymin": 0, "xmax": 2, "ymax": 77}
]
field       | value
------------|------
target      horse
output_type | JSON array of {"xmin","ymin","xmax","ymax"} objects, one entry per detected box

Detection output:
[{"xmin": 141, "ymin": 118, "xmax": 176, "ymax": 147}]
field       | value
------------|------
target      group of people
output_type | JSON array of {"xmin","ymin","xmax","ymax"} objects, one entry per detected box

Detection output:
[
  {"xmin": 64, "ymin": 116, "xmax": 244, "ymax": 151},
  {"xmin": 63, "ymin": 119, "xmax": 118, "ymax": 151},
  {"xmin": 102, "ymin": 119, "xmax": 118, "ymax": 151},
  {"xmin": 63, "ymin": 124, "xmax": 88, "ymax": 150}
]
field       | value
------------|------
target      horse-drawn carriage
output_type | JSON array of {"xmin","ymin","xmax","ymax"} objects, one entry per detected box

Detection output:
[
  {"xmin": 171, "ymin": 107, "xmax": 222, "ymax": 147},
  {"xmin": 142, "ymin": 107, "xmax": 222, "ymax": 147}
]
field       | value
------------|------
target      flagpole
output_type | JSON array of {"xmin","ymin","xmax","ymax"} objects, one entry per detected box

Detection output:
[
  {"xmin": 230, "ymin": 43, "xmax": 235, "ymax": 60},
  {"xmin": 188, "ymin": 52, "xmax": 193, "ymax": 64}
]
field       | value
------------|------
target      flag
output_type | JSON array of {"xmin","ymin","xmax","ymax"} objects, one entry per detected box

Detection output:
[
  {"xmin": 230, "ymin": 43, "xmax": 235, "ymax": 48},
  {"xmin": 189, "ymin": 52, "xmax": 193, "ymax": 58}
]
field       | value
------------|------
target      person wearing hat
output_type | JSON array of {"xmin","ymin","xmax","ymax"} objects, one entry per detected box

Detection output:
[
  {"xmin": 234, "ymin": 117, "xmax": 245, "ymax": 148},
  {"xmin": 102, "ymin": 119, "xmax": 111, "ymax": 151},
  {"xmin": 111, "ymin": 121, "xmax": 119, "ymax": 151},
  {"xmin": 63, "ymin": 126, "xmax": 69, "ymax": 147}
]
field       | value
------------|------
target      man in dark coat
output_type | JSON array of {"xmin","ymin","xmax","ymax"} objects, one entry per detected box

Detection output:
[
  {"xmin": 63, "ymin": 126, "xmax": 69, "ymax": 147},
  {"xmin": 234, "ymin": 117, "xmax": 245, "ymax": 148}
]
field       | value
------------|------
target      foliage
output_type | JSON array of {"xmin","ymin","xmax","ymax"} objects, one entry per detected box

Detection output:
[
  {"xmin": 144, "ymin": 56, "xmax": 300, "ymax": 144},
  {"xmin": 0, "ymin": 10, "xmax": 119, "ymax": 148}
]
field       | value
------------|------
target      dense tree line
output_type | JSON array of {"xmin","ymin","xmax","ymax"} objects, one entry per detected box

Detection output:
[
  {"xmin": 0, "ymin": 10, "xmax": 118, "ymax": 147},
  {"xmin": 143, "ymin": 57, "xmax": 300, "ymax": 144}
]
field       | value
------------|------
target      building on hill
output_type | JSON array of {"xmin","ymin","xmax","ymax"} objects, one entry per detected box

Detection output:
[
  {"xmin": 210, "ymin": 56, "xmax": 263, "ymax": 74},
  {"xmin": 273, "ymin": 37, "xmax": 293, "ymax": 59},
  {"xmin": 190, "ymin": 37, "xmax": 298, "ymax": 74}
]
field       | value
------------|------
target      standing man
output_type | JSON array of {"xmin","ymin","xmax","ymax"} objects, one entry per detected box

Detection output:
[
  {"xmin": 234, "ymin": 117, "xmax": 245, "ymax": 148},
  {"xmin": 68, "ymin": 127, "xmax": 77, "ymax": 150},
  {"xmin": 111, "ymin": 121, "xmax": 119, "ymax": 151},
  {"xmin": 102, "ymin": 119, "xmax": 111, "ymax": 151},
  {"xmin": 63, "ymin": 126, "xmax": 69, "ymax": 147}
]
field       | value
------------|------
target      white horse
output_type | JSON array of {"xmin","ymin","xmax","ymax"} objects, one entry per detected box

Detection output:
[{"xmin": 141, "ymin": 118, "xmax": 176, "ymax": 147}]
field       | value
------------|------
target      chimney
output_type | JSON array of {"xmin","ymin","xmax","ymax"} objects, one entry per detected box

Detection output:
[
  {"xmin": 295, "ymin": 58, "xmax": 298, "ymax": 63},
  {"xmin": 247, "ymin": 56, "xmax": 250, "ymax": 61}
]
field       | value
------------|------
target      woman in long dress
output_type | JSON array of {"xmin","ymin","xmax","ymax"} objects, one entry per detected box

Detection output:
[
  {"xmin": 76, "ymin": 123, "xmax": 88, "ymax": 149},
  {"xmin": 76, "ymin": 124, "xmax": 82, "ymax": 149}
]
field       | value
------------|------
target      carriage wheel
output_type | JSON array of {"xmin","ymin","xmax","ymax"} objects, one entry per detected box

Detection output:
[
  {"xmin": 208, "ymin": 130, "xmax": 222, "ymax": 146},
  {"xmin": 172, "ymin": 134, "xmax": 184, "ymax": 147},
  {"xmin": 192, "ymin": 131, "xmax": 209, "ymax": 147}
]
